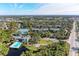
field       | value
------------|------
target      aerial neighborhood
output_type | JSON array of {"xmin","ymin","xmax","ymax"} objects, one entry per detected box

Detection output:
[{"xmin": 0, "ymin": 16, "xmax": 79, "ymax": 56}]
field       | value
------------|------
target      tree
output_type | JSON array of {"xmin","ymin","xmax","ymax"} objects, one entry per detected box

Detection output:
[
  {"xmin": 27, "ymin": 20, "xmax": 33, "ymax": 31},
  {"xmin": 7, "ymin": 22, "xmax": 18, "ymax": 31},
  {"xmin": 29, "ymin": 32, "xmax": 41, "ymax": 44},
  {"xmin": 24, "ymin": 41, "xmax": 70, "ymax": 56}
]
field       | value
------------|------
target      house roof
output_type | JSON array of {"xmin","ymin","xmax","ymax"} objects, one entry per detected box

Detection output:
[{"xmin": 18, "ymin": 29, "xmax": 29, "ymax": 34}]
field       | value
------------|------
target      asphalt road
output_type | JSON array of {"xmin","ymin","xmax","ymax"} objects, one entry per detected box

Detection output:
[{"xmin": 68, "ymin": 21, "xmax": 78, "ymax": 56}]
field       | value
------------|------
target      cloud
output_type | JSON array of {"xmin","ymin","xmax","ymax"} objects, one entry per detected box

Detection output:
[
  {"xmin": 32, "ymin": 3, "xmax": 79, "ymax": 15},
  {"xmin": 1, "ymin": 3, "xmax": 79, "ymax": 15},
  {"xmin": 0, "ymin": 9, "xmax": 34, "ymax": 15}
]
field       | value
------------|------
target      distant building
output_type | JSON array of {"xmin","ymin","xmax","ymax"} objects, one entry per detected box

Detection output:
[{"xmin": 0, "ymin": 17, "xmax": 22, "ymax": 30}]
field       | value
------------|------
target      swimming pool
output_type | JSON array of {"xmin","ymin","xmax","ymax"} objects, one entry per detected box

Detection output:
[{"xmin": 10, "ymin": 42, "xmax": 22, "ymax": 48}]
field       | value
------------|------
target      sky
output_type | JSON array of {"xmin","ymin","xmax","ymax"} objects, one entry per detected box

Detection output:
[{"xmin": 1, "ymin": 3, "xmax": 79, "ymax": 15}]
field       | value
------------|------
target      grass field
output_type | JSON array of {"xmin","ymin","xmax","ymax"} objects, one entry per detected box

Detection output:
[
  {"xmin": 38, "ymin": 39, "xmax": 53, "ymax": 45},
  {"xmin": 24, "ymin": 44, "xmax": 37, "ymax": 51}
]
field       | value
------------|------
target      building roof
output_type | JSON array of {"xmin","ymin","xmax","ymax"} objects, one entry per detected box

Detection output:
[{"xmin": 17, "ymin": 28, "xmax": 29, "ymax": 34}]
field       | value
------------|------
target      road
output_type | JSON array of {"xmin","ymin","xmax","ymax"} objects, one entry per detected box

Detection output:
[
  {"xmin": 43, "ymin": 21, "xmax": 79, "ymax": 56},
  {"xmin": 67, "ymin": 21, "xmax": 79, "ymax": 56}
]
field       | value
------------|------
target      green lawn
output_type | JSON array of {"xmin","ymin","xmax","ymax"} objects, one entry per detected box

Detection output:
[
  {"xmin": 24, "ymin": 39, "xmax": 53, "ymax": 51},
  {"xmin": 38, "ymin": 39, "xmax": 53, "ymax": 45},
  {"xmin": 24, "ymin": 45, "xmax": 37, "ymax": 51}
]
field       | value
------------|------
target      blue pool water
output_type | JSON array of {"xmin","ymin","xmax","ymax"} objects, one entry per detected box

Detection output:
[
  {"xmin": 10, "ymin": 42, "xmax": 22, "ymax": 48},
  {"xmin": 14, "ymin": 42, "xmax": 20, "ymax": 47}
]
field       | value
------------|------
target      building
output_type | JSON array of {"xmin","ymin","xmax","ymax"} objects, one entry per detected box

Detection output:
[
  {"xmin": 10, "ymin": 28, "xmax": 31, "ymax": 48},
  {"xmin": 12, "ymin": 28, "xmax": 30, "ymax": 42}
]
